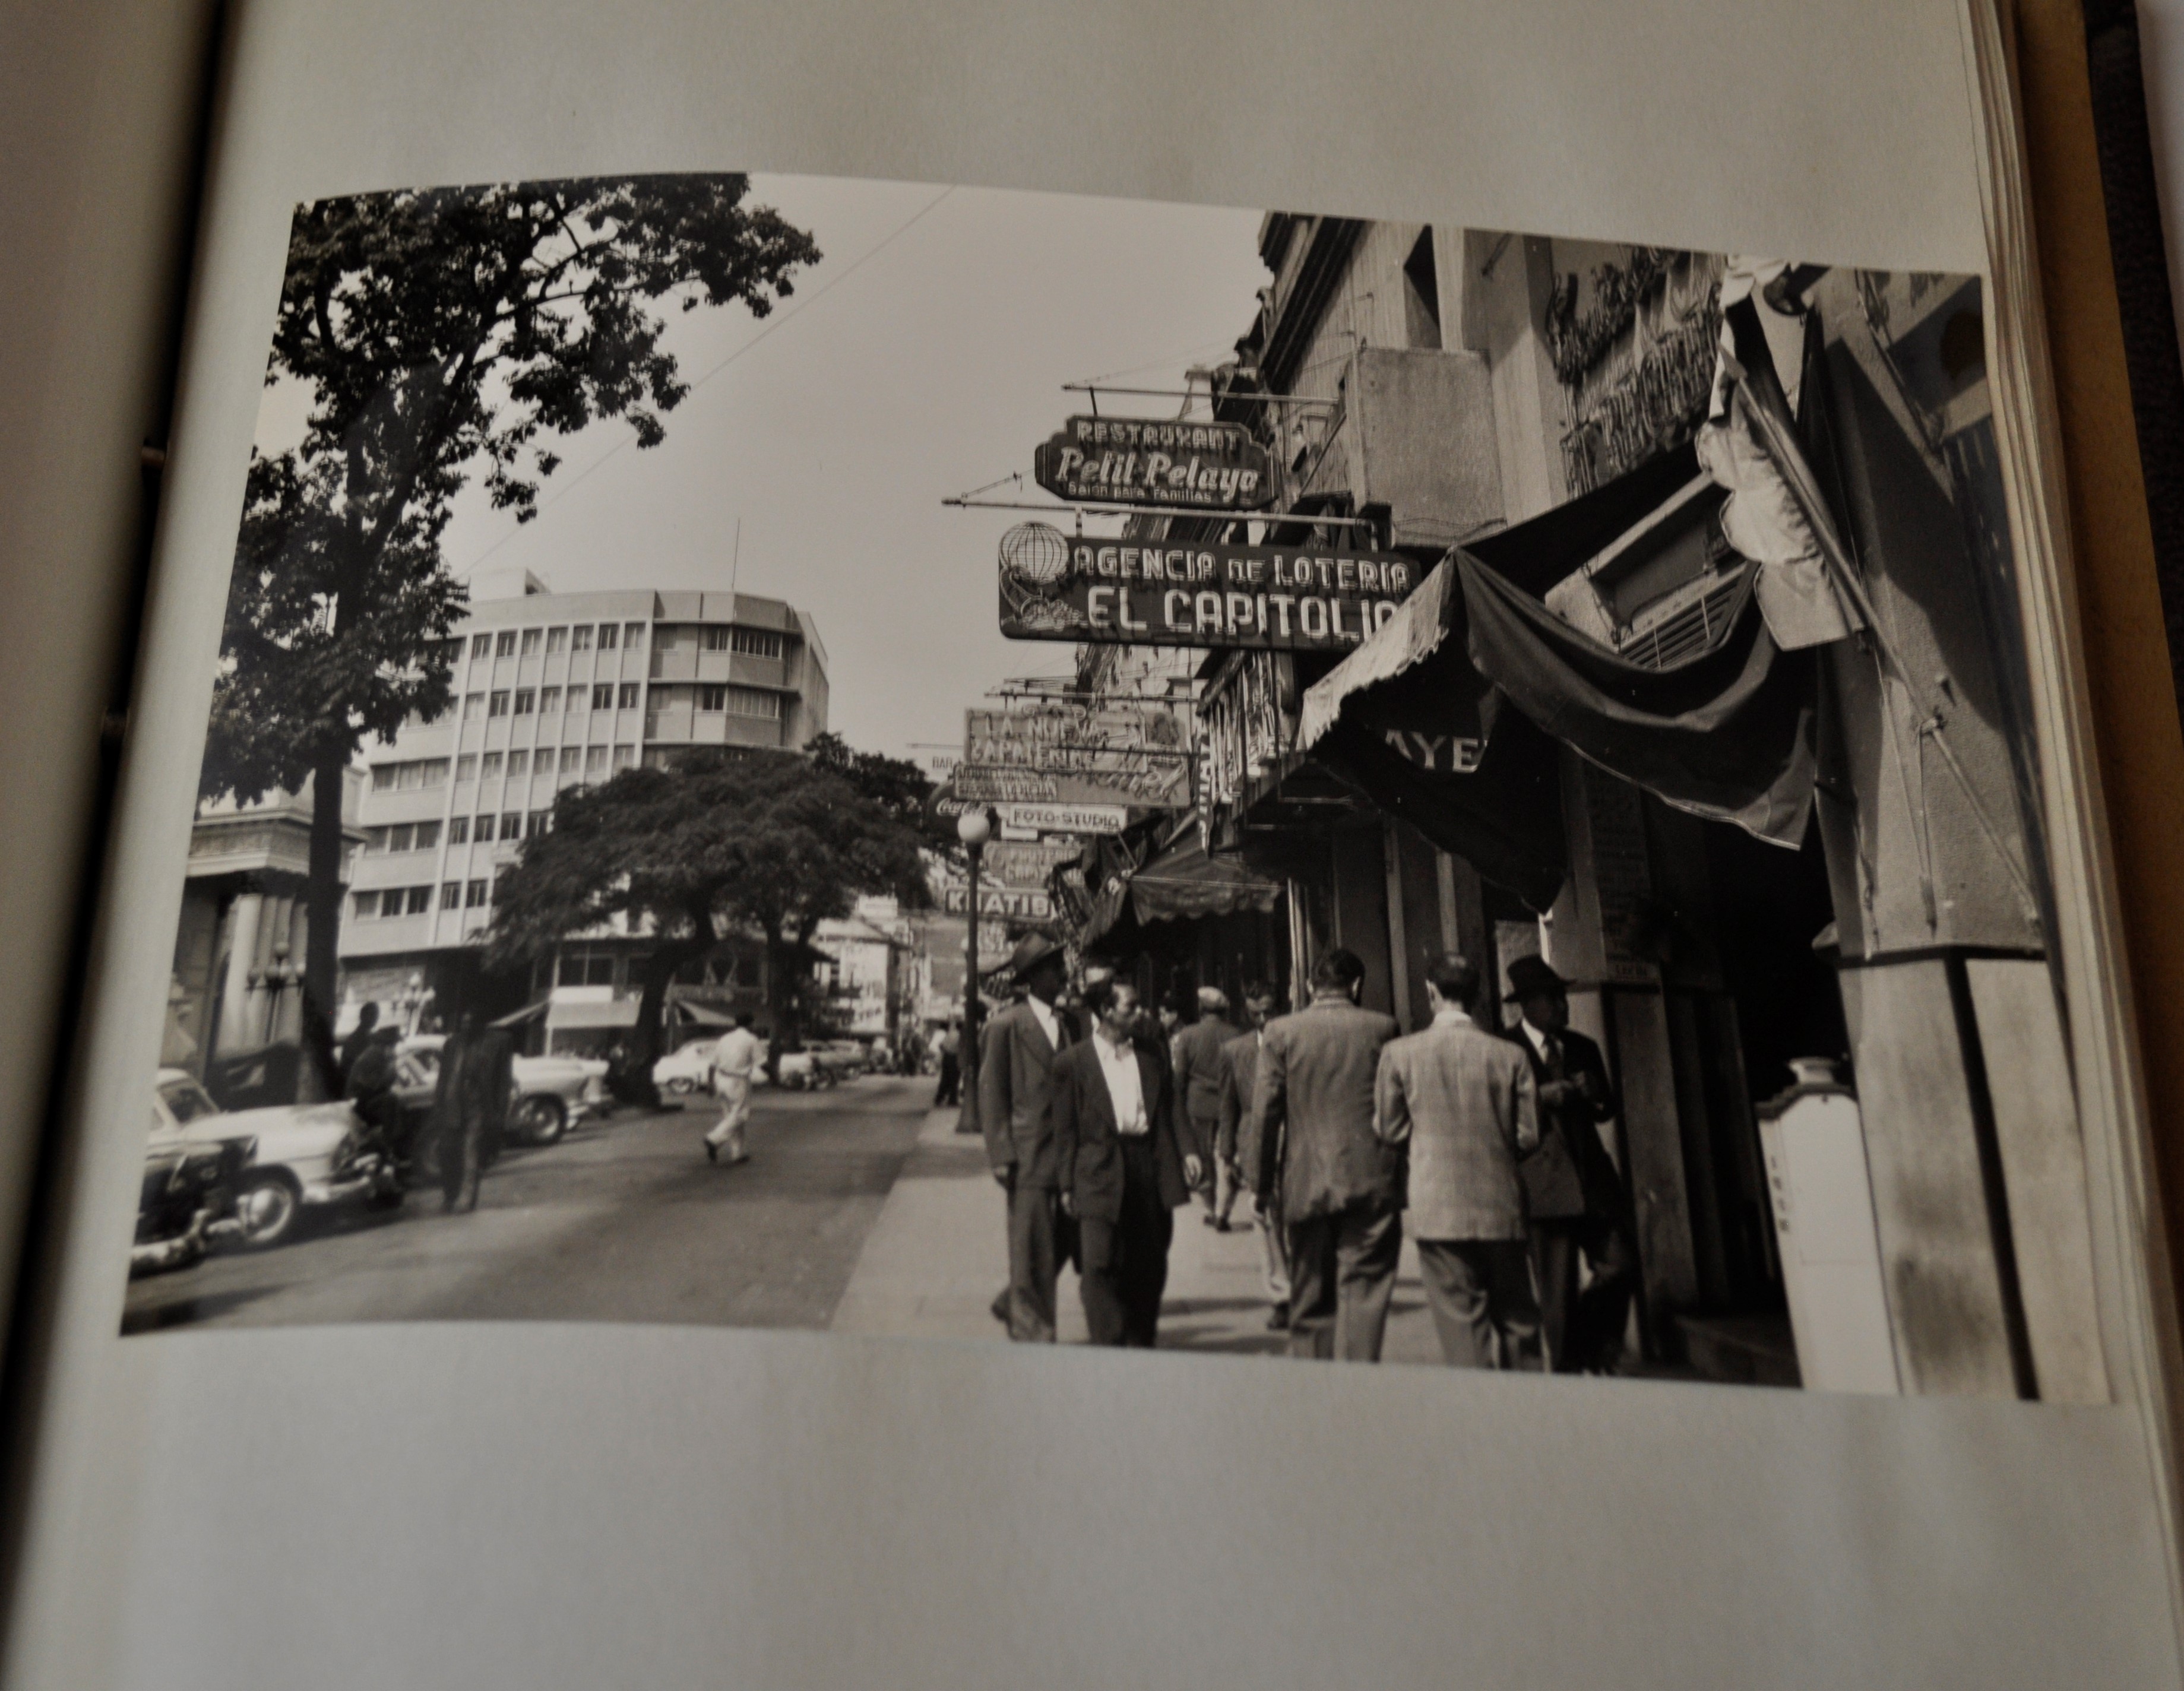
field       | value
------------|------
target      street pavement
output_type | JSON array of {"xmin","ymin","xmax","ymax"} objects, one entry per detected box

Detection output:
[{"xmin": 122, "ymin": 1074, "xmax": 1446, "ymax": 1362}]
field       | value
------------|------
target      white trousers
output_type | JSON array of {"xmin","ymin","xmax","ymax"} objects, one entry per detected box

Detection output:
[{"xmin": 705, "ymin": 1075, "xmax": 753, "ymax": 1158}]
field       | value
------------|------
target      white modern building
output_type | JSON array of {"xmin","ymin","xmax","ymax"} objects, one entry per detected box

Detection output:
[{"xmin": 337, "ymin": 570, "xmax": 830, "ymax": 1046}]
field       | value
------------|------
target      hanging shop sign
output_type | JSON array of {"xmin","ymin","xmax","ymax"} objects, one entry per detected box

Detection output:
[
  {"xmin": 942, "ymin": 883, "xmax": 1054, "ymax": 920},
  {"xmin": 1197, "ymin": 651, "xmax": 1296, "ymax": 826},
  {"xmin": 1033, "ymin": 416, "xmax": 1274, "ymax": 511},
  {"xmin": 998, "ymin": 522, "xmax": 1421, "ymax": 651},
  {"xmin": 998, "ymin": 801, "xmax": 1129, "ymax": 835},
  {"xmin": 961, "ymin": 702, "xmax": 1190, "ymax": 810},
  {"xmin": 980, "ymin": 839, "xmax": 1081, "ymax": 886}
]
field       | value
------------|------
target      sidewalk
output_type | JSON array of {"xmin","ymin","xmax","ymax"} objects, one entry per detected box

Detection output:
[{"xmin": 831, "ymin": 1106, "xmax": 1443, "ymax": 1362}]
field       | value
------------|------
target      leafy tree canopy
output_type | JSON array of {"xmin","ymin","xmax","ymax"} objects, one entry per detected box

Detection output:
[{"xmin": 487, "ymin": 747, "xmax": 929, "ymax": 1065}]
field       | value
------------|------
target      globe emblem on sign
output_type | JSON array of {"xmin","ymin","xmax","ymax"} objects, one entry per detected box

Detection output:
[{"xmin": 998, "ymin": 521, "xmax": 1085, "ymax": 633}]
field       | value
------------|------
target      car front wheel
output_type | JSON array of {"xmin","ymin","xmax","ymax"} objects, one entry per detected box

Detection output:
[
  {"xmin": 234, "ymin": 1173, "xmax": 302, "ymax": 1250},
  {"xmin": 511, "ymin": 1095, "xmax": 567, "ymax": 1147}
]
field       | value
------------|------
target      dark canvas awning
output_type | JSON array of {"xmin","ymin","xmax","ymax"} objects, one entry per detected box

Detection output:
[
  {"xmin": 673, "ymin": 1000, "xmax": 738, "ymax": 1027},
  {"xmin": 1126, "ymin": 838, "xmax": 1284, "ymax": 923}
]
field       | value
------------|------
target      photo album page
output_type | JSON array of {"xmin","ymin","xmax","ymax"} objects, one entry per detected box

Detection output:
[{"xmin": 9, "ymin": 1, "xmax": 2184, "ymax": 1687}]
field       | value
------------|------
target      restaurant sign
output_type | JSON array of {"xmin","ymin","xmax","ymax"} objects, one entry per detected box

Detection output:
[
  {"xmin": 1033, "ymin": 416, "xmax": 1274, "ymax": 511},
  {"xmin": 998, "ymin": 522, "xmax": 1421, "ymax": 651}
]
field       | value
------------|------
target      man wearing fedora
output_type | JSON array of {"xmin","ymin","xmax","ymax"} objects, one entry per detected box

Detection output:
[
  {"xmin": 1502, "ymin": 954, "xmax": 1635, "ymax": 1374},
  {"xmin": 979, "ymin": 933, "xmax": 1078, "ymax": 1342}
]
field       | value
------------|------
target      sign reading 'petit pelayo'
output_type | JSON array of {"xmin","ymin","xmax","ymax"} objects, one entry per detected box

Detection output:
[{"xmin": 1033, "ymin": 416, "xmax": 1274, "ymax": 511}]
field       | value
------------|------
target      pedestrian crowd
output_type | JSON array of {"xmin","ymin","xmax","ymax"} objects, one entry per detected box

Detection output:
[{"xmin": 968, "ymin": 933, "xmax": 1635, "ymax": 1372}]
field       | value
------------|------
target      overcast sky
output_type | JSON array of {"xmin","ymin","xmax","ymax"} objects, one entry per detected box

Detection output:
[{"xmin": 420, "ymin": 175, "xmax": 1270, "ymax": 766}]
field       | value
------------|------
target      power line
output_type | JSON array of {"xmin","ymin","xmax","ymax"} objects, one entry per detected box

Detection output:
[{"xmin": 457, "ymin": 183, "xmax": 957, "ymax": 576}]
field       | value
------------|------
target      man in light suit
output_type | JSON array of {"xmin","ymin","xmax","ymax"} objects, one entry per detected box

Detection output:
[
  {"xmin": 1376, "ymin": 952, "xmax": 1544, "ymax": 1369},
  {"xmin": 1251, "ymin": 948, "xmax": 1403, "ymax": 1361},
  {"xmin": 980, "ymin": 934, "xmax": 1077, "ymax": 1343},
  {"xmin": 1170, "ymin": 986, "xmax": 1243, "ymax": 1230},
  {"xmin": 1052, "ymin": 978, "xmax": 1202, "ymax": 1347},
  {"xmin": 1220, "ymin": 981, "xmax": 1288, "ymax": 1329},
  {"xmin": 1503, "ymin": 955, "xmax": 1634, "ymax": 1374}
]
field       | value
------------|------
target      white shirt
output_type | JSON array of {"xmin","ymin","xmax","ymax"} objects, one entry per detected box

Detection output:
[
  {"xmin": 713, "ymin": 1027, "xmax": 761, "ymax": 1082},
  {"xmin": 1092, "ymin": 1031, "xmax": 1149, "ymax": 1136},
  {"xmin": 1026, "ymin": 994, "xmax": 1060, "ymax": 1050},
  {"xmin": 1520, "ymin": 1017, "xmax": 1558, "ymax": 1066}
]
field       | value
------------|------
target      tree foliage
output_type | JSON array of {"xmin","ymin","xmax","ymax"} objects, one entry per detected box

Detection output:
[
  {"xmin": 806, "ymin": 730, "xmax": 949, "ymax": 868},
  {"xmin": 487, "ymin": 748, "xmax": 929, "ymax": 1072},
  {"xmin": 197, "ymin": 176, "xmax": 819, "ymax": 1047}
]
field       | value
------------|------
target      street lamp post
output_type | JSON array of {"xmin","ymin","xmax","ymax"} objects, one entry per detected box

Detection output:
[{"xmin": 957, "ymin": 807, "xmax": 993, "ymax": 1123}]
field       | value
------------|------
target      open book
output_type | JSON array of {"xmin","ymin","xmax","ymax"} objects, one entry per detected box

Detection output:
[{"xmin": 8, "ymin": 0, "xmax": 2184, "ymax": 1684}]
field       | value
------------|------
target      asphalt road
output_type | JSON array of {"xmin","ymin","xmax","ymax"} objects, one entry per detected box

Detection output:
[{"xmin": 121, "ymin": 1075, "xmax": 936, "ymax": 1335}]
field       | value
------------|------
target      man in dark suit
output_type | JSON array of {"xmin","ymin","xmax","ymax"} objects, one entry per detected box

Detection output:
[
  {"xmin": 1251, "ymin": 948, "xmax": 1403, "ymax": 1361},
  {"xmin": 979, "ymin": 934, "xmax": 1076, "ymax": 1343},
  {"xmin": 1502, "ymin": 955, "xmax": 1635, "ymax": 1374},
  {"xmin": 1170, "ymin": 986, "xmax": 1242, "ymax": 1230},
  {"xmin": 1220, "ymin": 981, "xmax": 1288, "ymax": 1329},
  {"xmin": 1052, "ymin": 977, "xmax": 1202, "ymax": 1347}
]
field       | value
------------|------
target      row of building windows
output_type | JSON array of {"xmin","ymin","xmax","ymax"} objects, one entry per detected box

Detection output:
[
  {"xmin": 368, "ymin": 758, "xmax": 452, "ymax": 792},
  {"xmin": 354, "ymin": 878, "xmax": 493, "ymax": 919},
  {"xmin": 699, "ymin": 626, "xmax": 784, "ymax": 658},
  {"xmin": 695, "ymin": 684, "xmax": 783, "ymax": 719},
  {"xmin": 455, "ymin": 680, "xmax": 787, "ymax": 721},
  {"xmin": 469, "ymin": 622, "xmax": 647, "ymax": 661},
  {"xmin": 449, "ymin": 745, "xmax": 639, "ymax": 782},
  {"xmin": 363, "ymin": 821, "xmax": 442, "ymax": 854}
]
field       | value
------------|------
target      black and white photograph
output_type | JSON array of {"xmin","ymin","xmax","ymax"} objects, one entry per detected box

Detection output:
[{"xmin": 119, "ymin": 170, "xmax": 2100, "ymax": 1402}]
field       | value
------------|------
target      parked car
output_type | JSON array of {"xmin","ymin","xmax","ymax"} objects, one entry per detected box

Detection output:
[
  {"xmin": 395, "ymin": 1036, "xmax": 606, "ymax": 1147},
  {"xmin": 156, "ymin": 1068, "xmax": 401, "ymax": 1250},
  {"xmin": 653, "ymin": 1039, "xmax": 716, "ymax": 1097},
  {"xmin": 775, "ymin": 1048, "xmax": 826, "ymax": 1091},
  {"xmin": 813, "ymin": 1040, "xmax": 870, "ymax": 1082},
  {"xmin": 134, "ymin": 1080, "xmax": 255, "ymax": 1275}
]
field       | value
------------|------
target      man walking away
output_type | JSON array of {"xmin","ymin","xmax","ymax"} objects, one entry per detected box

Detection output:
[
  {"xmin": 1053, "ymin": 978, "xmax": 1200, "ymax": 1347},
  {"xmin": 933, "ymin": 1022, "xmax": 961, "ymax": 1107},
  {"xmin": 1252, "ymin": 949, "xmax": 1401, "ymax": 1361},
  {"xmin": 1222, "ymin": 983, "xmax": 1289, "ymax": 1329},
  {"xmin": 1171, "ymin": 986, "xmax": 1242, "ymax": 1230},
  {"xmin": 432, "ymin": 1011, "xmax": 514, "ymax": 1214},
  {"xmin": 1504, "ymin": 956, "xmax": 1635, "ymax": 1374},
  {"xmin": 980, "ymin": 935, "xmax": 1077, "ymax": 1342},
  {"xmin": 705, "ymin": 1011, "xmax": 762, "ymax": 1166},
  {"xmin": 1376, "ymin": 953, "xmax": 1544, "ymax": 1369}
]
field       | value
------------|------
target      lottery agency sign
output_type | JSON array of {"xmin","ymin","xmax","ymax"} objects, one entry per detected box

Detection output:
[{"xmin": 997, "ymin": 522, "xmax": 1422, "ymax": 652}]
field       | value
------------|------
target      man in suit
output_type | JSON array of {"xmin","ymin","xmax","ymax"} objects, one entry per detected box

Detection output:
[
  {"xmin": 1376, "ymin": 952, "xmax": 1544, "ymax": 1369},
  {"xmin": 1221, "ymin": 981, "xmax": 1288, "ymax": 1329},
  {"xmin": 979, "ymin": 934, "xmax": 1076, "ymax": 1343},
  {"xmin": 1052, "ymin": 977, "xmax": 1202, "ymax": 1346},
  {"xmin": 1503, "ymin": 955, "xmax": 1635, "ymax": 1374},
  {"xmin": 1251, "ymin": 948, "xmax": 1403, "ymax": 1361},
  {"xmin": 1170, "ymin": 986, "xmax": 1242, "ymax": 1231}
]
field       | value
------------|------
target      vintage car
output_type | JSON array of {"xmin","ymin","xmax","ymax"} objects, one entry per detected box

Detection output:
[
  {"xmin": 395, "ymin": 1036, "xmax": 607, "ymax": 1146},
  {"xmin": 156, "ymin": 1068, "xmax": 401, "ymax": 1250},
  {"xmin": 134, "ymin": 1078, "xmax": 255, "ymax": 1275},
  {"xmin": 651, "ymin": 1038, "xmax": 717, "ymax": 1097}
]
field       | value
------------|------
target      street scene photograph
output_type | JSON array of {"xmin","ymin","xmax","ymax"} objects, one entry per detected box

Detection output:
[{"xmin": 122, "ymin": 171, "xmax": 2107, "ymax": 1402}]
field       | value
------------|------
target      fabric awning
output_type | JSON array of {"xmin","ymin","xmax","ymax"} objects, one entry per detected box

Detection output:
[
  {"xmin": 673, "ymin": 1000, "xmax": 738, "ymax": 1027},
  {"xmin": 1126, "ymin": 838, "xmax": 1284, "ymax": 924},
  {"xmin": 1299, "ymin": 555, "xmax": 1466, "ymax": 750},
  {"xmin": 490, "ymin": 999, "xmax": 550, "ymax": 1030}
]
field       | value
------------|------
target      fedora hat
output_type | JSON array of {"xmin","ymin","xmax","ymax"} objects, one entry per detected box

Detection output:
[
  {"xmin": 1502, "ymin": 955, "xmax": 1571, "ymax": 1002},
  {"xmin": 1004, "ymin": 932, "xmax": 1065, "ymax": 979}
]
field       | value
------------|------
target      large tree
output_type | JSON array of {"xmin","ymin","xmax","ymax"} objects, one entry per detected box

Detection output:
[
  {"xmin": 486, "ymin": 749, "xmax": 928, "ymax": 1079},
  {"xmin": 200, "ymin": 178, "xmax": 819, "ymax": 1083}
]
